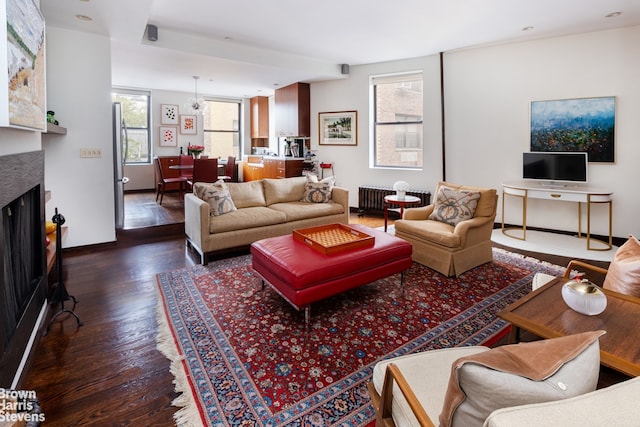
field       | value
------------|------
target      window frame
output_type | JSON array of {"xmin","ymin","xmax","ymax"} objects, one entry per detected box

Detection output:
[
  {"xmin": 370, "ymin": 71, "xmax": 424, "ymax": 170},
  {"xmin": 202, "ymin": 98, "xmax": 243, "ymax": 159},
  {"xmin": 111, "ymin": 88, "xmax": 151, "ymax": 165}
]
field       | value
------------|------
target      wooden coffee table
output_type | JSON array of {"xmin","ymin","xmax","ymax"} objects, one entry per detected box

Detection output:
[{"xmin": 498, "ymin": 277, "xmax": 640, "ymax": 377}]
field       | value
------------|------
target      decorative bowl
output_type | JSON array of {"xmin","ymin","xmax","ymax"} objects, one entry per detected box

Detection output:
[{"xmin": 561, "ymin": 279, "xmax": 607, "ymax": 316}]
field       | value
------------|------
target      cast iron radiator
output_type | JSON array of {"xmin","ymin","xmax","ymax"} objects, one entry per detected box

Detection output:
[{"xmin": 357, "ymin": 185, "xmax": 431, "ymax": 216}]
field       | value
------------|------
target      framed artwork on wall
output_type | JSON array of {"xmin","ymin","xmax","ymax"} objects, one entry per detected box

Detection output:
[
  {"xmin": 161, "ymin": 104, "xmax": 179, "ymax": 125},
  {"xmin": 159, "ymin": 126, "xmax": 177, "ymax": 146},
  {"xmin": 180, "ymin": 114, "xmax": 197, "ymax": 135},
  {"xmin": 1, "ymin": 0, "xmax": 46, "ymax": 131},
  {"xmin": 530, "ymin": 96, "xmax": 615, "ymax": 163},
  {"xmin": 319, "ymin": 110, "xmax": 357, "ymax": 146}
]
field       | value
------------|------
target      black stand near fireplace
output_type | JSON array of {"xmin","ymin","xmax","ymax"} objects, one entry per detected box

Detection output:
[{"xmin": 45, "ymin": 208, "xmax": 82, "ymax": 335}]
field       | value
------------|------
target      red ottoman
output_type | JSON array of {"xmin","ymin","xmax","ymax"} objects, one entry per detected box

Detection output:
[{"xmin": 250, "ymin": 224, "xmax": 413, "ymax": 324}]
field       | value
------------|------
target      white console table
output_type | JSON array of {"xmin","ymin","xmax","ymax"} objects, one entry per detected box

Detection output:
[{"xmin": 501, "ymin": 181, "xmax": 613, "ymax": 251}]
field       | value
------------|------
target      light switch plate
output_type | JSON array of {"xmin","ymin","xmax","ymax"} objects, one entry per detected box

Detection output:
[{"xmin": 80, "ymin": 148, "xmax": 102, "ymax": 158}]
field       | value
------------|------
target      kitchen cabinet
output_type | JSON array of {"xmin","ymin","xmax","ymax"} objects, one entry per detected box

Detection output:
[
  {"xmin": 250, "ymin": 96, "xmax": 269, "ymax": 139},
  {"xmin": 264, "ymin": 157, "xmax": 304, "ymax": 179},
  {"xmin": 242, "ymin": 162, "xmax": 265, "ymax": 182},
  {"xmin": 275, "ymin": 82, "xmax": 310, "ymax": 137},
  {"xmin": 243, "ymin": 157, "xmax": 304, "ymax": 181}
]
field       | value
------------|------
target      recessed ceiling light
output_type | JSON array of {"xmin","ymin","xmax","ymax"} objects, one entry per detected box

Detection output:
[
  {"xmin": 605, "ymin": 12, "xmax": 622, "ymax": 18},
  {"xmin": 521, "ymin": 26, "xmax": 534, "ymax": 32},
  {"xmin": 76, "ymin": 14, "xmax": 93, "ymax": 21}
]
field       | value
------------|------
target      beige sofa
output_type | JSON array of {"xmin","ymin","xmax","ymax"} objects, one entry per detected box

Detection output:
[{"xmin": 184, "ymin": 176, "xmax": 349, "ymax": 264}]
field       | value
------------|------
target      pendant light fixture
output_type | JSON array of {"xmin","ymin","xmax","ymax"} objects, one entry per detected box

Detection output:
[{"xmin": 185, "ymin": 75, "xmax": 206, "ymax": 115}]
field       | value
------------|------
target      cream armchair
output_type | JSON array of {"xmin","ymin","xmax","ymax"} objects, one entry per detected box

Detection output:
[
  {"xmin": 394, "ymin": 181, "xmax": 498, "ymax": 277},
  {"xmin": 367, "ymin": 331, "xmax": 609, "ymax": 427}
]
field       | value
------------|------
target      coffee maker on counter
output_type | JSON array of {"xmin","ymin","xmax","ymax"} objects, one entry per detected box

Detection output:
[{"xmin": 281, "ymin": 137, "xmax": 306, "ymax": 157}]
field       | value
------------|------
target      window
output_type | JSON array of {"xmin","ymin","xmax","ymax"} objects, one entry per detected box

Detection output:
[
  {"xmin": 111, "ymin": 89, "xmax": 151, "ymax": 164},
  {"xmin": 371, "ymin": 72, "xmax": 423, "ymax": 168},
  {"xmin": 203, "ymin": 99, "xmax": 242, "ymax": 159}
]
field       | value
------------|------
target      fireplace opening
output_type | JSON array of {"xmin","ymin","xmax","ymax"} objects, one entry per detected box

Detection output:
[{"xmin": 0, "ymin": 150, "xmax": 46, "ymax": 387}]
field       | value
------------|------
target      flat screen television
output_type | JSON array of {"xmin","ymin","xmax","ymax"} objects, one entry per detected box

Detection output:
[{"xmin": 523, "ymin": 152, "xmax": 588, "ymax": 184}]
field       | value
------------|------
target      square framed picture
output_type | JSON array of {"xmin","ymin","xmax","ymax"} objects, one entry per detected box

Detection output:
[
  {"xmin": 319, "ymin": 111, "xmax": 357, "ymax": 146},
  {"xmin": 161, "ymin": 104, "xmax": 179, "ymax": 125},
  {"xmin": 180, "ymin": 114, "xmax": 197, "ymax": 135},
  {"xmin": 159, "ymin": 126, "xmax": 177, "ymax": 146}
]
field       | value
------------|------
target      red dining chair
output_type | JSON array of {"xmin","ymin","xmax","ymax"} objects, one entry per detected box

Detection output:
[
  {"xmin": 154, "ymin": 157, "xmax": 188, "ymax": 205},
  {"xmin": 179, "ymin": 155, "xmax": 194, "ymax": 179},
  {"xmin": 220, "ymin": 156, "xmax": 236, "ymax": 182},
  {"xmin": 187, "ymin": 158, "xmax": 218, "ymax": 187}
]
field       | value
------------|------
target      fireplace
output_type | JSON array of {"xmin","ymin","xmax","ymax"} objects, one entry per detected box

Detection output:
[{"xmin": 0, "ymin": 150, "xmax": 47, "ymax": 388}]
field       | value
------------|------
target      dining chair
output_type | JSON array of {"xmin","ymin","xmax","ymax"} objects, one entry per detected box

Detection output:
[
  {"xmin": 188, "ymin": 158, "xmax": 218, "ymax": 187},
  {"xmin": 178, "ymin": 154, "xmax": 194, "ymax": 179},
  {"xmin": 220, "ymin": 156, "xmax": 236, "ymax": 182},
  {"xmin": 154, "ymin": 157, "xmax": 188, "ymax": 205}
]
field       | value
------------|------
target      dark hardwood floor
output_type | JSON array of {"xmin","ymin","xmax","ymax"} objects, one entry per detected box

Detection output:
[{"xmin": 18, "ymin": 192, "xmax": 626, "ymax": 425}]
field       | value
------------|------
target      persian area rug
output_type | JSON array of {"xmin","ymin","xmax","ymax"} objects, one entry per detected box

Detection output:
[{"xmin": 156, "ymin": 248, "xmax": 564, "ymax": 426}]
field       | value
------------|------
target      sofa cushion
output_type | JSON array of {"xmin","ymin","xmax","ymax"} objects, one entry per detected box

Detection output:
[
  {"xmin": 225, "ymin": 181, "xmax": 266, "ymax": 208},
  {"xmin": 394, "ymin": 219, "xmax": 460, "ymax": 248},
  {"xmin": 193, "ymin": 180, "xmax": 237, "ymax": 216},
  {"xmin": 263, "ymin": 177, "xmax": 308, "ymax": 205},
  {"xmin": 439, "ymin": 330, "xmax": 605, "ymax": 427},
  {"xmin": 429, "ymin": 185, "xmax": 481, "ymax": 226},
  {"xmin": 602, "ymin": 235, "xmax": 640, "ymax": 297},
  {"xmin": 208, "ymin": 206, "xmax": 286, "ymax": 234},
  {"xmin": 268, "ymin": 201, "xmax": 345, "ymax": 222},
  {"xmin": 301, "ymin": 178, "xmax": 334, "ymax": 203}
]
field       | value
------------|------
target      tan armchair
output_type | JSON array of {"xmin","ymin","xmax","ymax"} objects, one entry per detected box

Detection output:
[{"xmin": 394, "ymin": 181, "xmax": 498, "ymax": 277}]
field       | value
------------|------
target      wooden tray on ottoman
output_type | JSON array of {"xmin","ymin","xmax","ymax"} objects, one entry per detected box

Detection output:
[{"xmin": 293, "ymin": 224, "xmax": 375, "ymax": 255}]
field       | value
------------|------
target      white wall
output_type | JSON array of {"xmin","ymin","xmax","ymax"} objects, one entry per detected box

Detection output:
[
  {"xmin": 312, "ymin": 26, "xmax": 640, "ymax": 239},
  {"xmin": 442, "ymin": 26, "xmax": 640, "ymax": 238},
  {"xmin": 43, "ymin": 27, "xmax": 115, "ymax": 248},
  {"xmin": 0, "ymin": 128, "xmax": 41, "ymax": 155},
  {"xmin": 311, "ymin": 56, "xmax": 444, "ymax": 208}
]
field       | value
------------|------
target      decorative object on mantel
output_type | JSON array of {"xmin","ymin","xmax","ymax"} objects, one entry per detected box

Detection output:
[
  {"xmin": 184, "ymin": 76, "xmax": 207, "ymax": 115},
  {"xmin": 561, "ymin": 279, "xmax": 607, "ymax": 315},
  {"xmin": 393, "ymin": 180, "xmax": 410, "ymax": 200},
  {"xmin": 46, "ymin": 110, "xmax": 59, "ymax": 125},
  {"xmin": 187, "ymin": 144, "xmax": 205, "ymax": 158}
]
